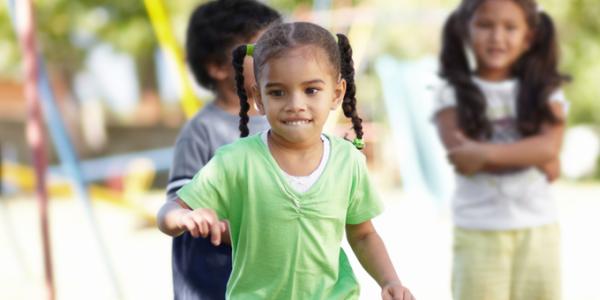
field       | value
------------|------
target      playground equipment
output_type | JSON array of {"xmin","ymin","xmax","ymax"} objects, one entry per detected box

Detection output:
[
  {"xmin": 144, "ymin": 0, "xmax": 203, "ymax": 118},
  {"xmin": 375, "ymin": 55, "xmax": 454, "ymax": 203}
]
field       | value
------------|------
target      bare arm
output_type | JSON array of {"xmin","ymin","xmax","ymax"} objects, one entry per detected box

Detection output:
[
  {"xmin": 157, "ymin": 198, "xmax": 193, "ymax": 237},
  {"xmin": 434, "ymin": 102, "xmax": 565, "ymax": 174},
  {"xmin": 434, "ymin": 108, "xmax": 465, "ymax": 150},
  {"xmin": 156, "ymin": 198, "xmax": 228, "ymax": 245},
  {"xmin": 483, "ymin": 102, "xmax": 565, "ymax": 168},
  {"xmin": 346, "ymin": 221, "xmax": 414, "ymax": 299}
]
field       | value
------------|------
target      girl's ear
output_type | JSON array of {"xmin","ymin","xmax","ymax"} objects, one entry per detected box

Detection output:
[
  {"xmin": 206, "ymin": 62, "xmax": 230, "ymax": 80},
  {"xmin": 251, "ymin": 85, "xmax": 266, "ymax": 115},
  {"xmin": 332, "ymin": 77, "xmax": 346, "ymax": 110}
]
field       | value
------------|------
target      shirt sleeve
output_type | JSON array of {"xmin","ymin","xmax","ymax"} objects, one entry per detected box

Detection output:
[
  {"xmin": 433, "ymin": 82, "xmax": 456, "ymax": 114},
  {"xmin": 549, "ymin": 88, "xmax": 570, "ymax": 115},
  {"xmin": 431, "ymin": 82, "xmax": 457, "ymax": 120},
  {"xmin": 346, "ymin": 152, "xmax": 384, "ymax": 224},
  {"xmin": 176, "ymin": 153, "xmax": 230, "ymax": 220},
  {"xmin": 166, "ymin": 123, "xmax": 211, "ymax": 202}
]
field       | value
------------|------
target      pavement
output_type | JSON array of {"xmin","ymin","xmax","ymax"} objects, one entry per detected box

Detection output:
[{"xmin": 1, "ymin": 182, "xmax": 599, "ymax": 299}]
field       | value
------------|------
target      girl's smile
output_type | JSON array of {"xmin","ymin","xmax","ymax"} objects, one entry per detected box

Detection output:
[
  {"xmin": 253, "ymin": 45, "xmax": 345, "ymax": 148},
  {"xmin": 468, "ymin": 0, "xmax": 533, "ymax": 80},
  {"xmin": 282, "ymin": 119, "xmax": 312, "ymax": 126}
]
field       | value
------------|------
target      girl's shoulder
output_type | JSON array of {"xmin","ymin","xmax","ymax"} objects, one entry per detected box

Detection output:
[
  {"xmin": 431, "ymin": 80, "xmax": 458, "ymax": 113},
  {"xmin": 547, "ymin": 88, "xmax": 570, "ymax": 115}
]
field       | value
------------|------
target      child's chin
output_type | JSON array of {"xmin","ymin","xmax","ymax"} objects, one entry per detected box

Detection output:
[{"xmin": 484, "ymin": 59, "xmax": 511, "ymax": 70}]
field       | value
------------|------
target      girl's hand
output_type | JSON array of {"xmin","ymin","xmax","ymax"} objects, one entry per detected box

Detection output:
[
  {"xmin": 447, "ymin": 132, "xmax": 488, "ymax": 175},
  {"xmin": 539, "ymin": 158, "xmax": 561, "ymax": 182},
  {"xmin": 177, "ymin": 208, "xmax": 227, "ymax": 246},
  {"xmin": 381, "ymin": 281, "xmax": 415, "ymax": 300}
]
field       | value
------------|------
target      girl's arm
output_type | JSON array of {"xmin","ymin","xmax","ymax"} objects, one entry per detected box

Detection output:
[
  {"xmin": 157, "ymin": 198, "xmax": 228, "ymax": 245},
  {"xmin": 435, "ymin": 102, "xmax": 565, "ymax": 175},
  {"xmin": 346, "ymin": 221, "xmax": 414, "ymax": 300},
  {"xmin": 157, "ymin": 199, "xmax": 192, "ymax": 237}
]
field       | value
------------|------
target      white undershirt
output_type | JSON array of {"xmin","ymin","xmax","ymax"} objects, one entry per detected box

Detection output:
[{"xmin": 261, "ymin": 131, "xmax": 330, "ymax": 193}]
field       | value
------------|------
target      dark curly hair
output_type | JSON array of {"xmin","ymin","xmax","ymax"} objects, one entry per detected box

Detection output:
[
  {"xmin": 440, "ymin": 0, "xmax": 569, "ymax": 139},
  {"xmin": 232, "ymin": 22, "xmax": 363, "ymax": 148},
  {"xmin": 185, "ymin": 0, "xmax": 281, "ymax": 90}
]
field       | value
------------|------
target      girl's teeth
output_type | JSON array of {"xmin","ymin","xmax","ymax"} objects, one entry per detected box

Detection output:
[{"xmin": 286, "ymin": 120, "xmax": 309, "ymax": 125}]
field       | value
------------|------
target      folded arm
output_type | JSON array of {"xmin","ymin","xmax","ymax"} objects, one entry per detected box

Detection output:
[{"xmin": 434, "ymin": 101, "xmax": 565, "ymax": 176}]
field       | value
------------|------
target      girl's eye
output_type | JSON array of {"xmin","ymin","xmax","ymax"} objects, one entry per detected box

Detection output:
[
  {"xmin": 305, "ymin": 87, "xmax": 320, "ymax": 95},
  {"xmin": 476, "ymin": 20, "xmax": 493, "ymax": 29},
  {"xmin": 268, "ymin": 90, "xmax": 284, "ymax": 97}
]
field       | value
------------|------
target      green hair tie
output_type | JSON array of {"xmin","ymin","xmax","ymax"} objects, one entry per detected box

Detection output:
[
  {"xmin": 246, "ymin": 44, "xmax": 254, "ymax": 56},
  {"xmin": 352, "ymin": 138, "xmax": 365, "ymax": 150}
]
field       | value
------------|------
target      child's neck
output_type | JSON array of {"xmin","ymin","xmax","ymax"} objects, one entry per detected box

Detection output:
[
  {"xmin": 475, "ymin": 68, "xmax": 512, "ymax": 82},
  {"xmin": 267, "ymin": 131, "xmax": 324, "ymax": 177}
]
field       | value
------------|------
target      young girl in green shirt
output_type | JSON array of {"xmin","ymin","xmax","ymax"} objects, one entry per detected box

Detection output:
[{"xmin": 158, "ymin": 21, "xmax": 414, "ymax": 300}]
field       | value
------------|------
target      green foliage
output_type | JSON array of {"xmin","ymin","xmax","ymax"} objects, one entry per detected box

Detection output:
[
  {"xmin": 561, "ymin": 0, "xmax": 600, "ymax": 126},
  {"xmin": 0, "ymin": 5, "xmax": 20, "ymax": 79},
  {"xmin": 269, "ymin": 0, "xmax": 312, "ymax": 13},
  {"xmin": 0, "ymin": 0, "xmax": 598, "ymax": 123},
  {"xmin": 0, "ymin": 0, "xmax": 212, "ymax": 86},
  {"xmin": 33, "ymin": 1, "xmax": 156, "ymax": 82}
]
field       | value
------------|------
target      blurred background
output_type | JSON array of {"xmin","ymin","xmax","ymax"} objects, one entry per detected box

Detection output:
[{"xmin": 1, "ymin": 0, "xmax": 599, "ymax": 299}]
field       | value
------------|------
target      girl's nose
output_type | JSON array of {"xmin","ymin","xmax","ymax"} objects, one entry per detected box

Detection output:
[
  {"xmin": 491, "ymin": 27, "xmax": 503, "ymax": 42},
  {"xmin": 285, "ymin": 93, "xmax": 307, "ymax": 112}
]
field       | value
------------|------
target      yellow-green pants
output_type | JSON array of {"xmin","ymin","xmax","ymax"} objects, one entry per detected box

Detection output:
[{"xmin": 452, "ymin": 223, "xmax": 561, "ymax": 300}]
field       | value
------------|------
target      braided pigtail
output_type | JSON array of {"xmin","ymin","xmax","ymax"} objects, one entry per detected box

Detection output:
[
  {"xmin": 232, "ymin": 45, "xmax": 251, "ymax": 137},
  {"xmin": 336, "ymin": 34, "xmax": 364, "ymax": 149}
]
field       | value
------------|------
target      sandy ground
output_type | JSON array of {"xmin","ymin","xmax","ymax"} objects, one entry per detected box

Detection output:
[{"xmin": 1, "ymin": 182, "xmax": 599, "ymax": 300}]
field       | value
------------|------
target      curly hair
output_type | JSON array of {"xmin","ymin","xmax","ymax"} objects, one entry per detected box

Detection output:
[{"xmin": 185, "ymin": 0, "xmax": 280, "ymax": 90}]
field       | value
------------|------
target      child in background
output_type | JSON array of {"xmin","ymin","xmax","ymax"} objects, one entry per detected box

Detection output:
[
  {"xmin": 434, "ymin": 0, "xmax": 569, "ymax": 299},
  {"xmin": 159, "ymin": 22, "xmax": 414, "ymax": 300},
  {"xmin": 158, "ymin": 1, "xmax": 280, "ymax": 299}
]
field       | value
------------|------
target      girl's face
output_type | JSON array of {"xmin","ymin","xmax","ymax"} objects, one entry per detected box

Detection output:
[
  {"xmin": 253, "ymin": 45, "xmax": 345, "ymax": 147},
  {"xmin": 468, "ymin": 0, "xmax": 533, "ymax": 80}
]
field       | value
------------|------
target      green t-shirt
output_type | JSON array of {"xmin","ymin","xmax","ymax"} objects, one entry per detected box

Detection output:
[{"xmin": 177, "ymin": 133, "xmax": 383, "ymax": 299}]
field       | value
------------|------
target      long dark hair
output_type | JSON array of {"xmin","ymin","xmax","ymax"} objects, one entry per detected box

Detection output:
[
  {"xmin": 232, "ymin": 22, "xmax": 363, "ymax": 147},
  {"xmin": 440, "ymin": 0, "xmax": 569, "ymax": 139}
]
